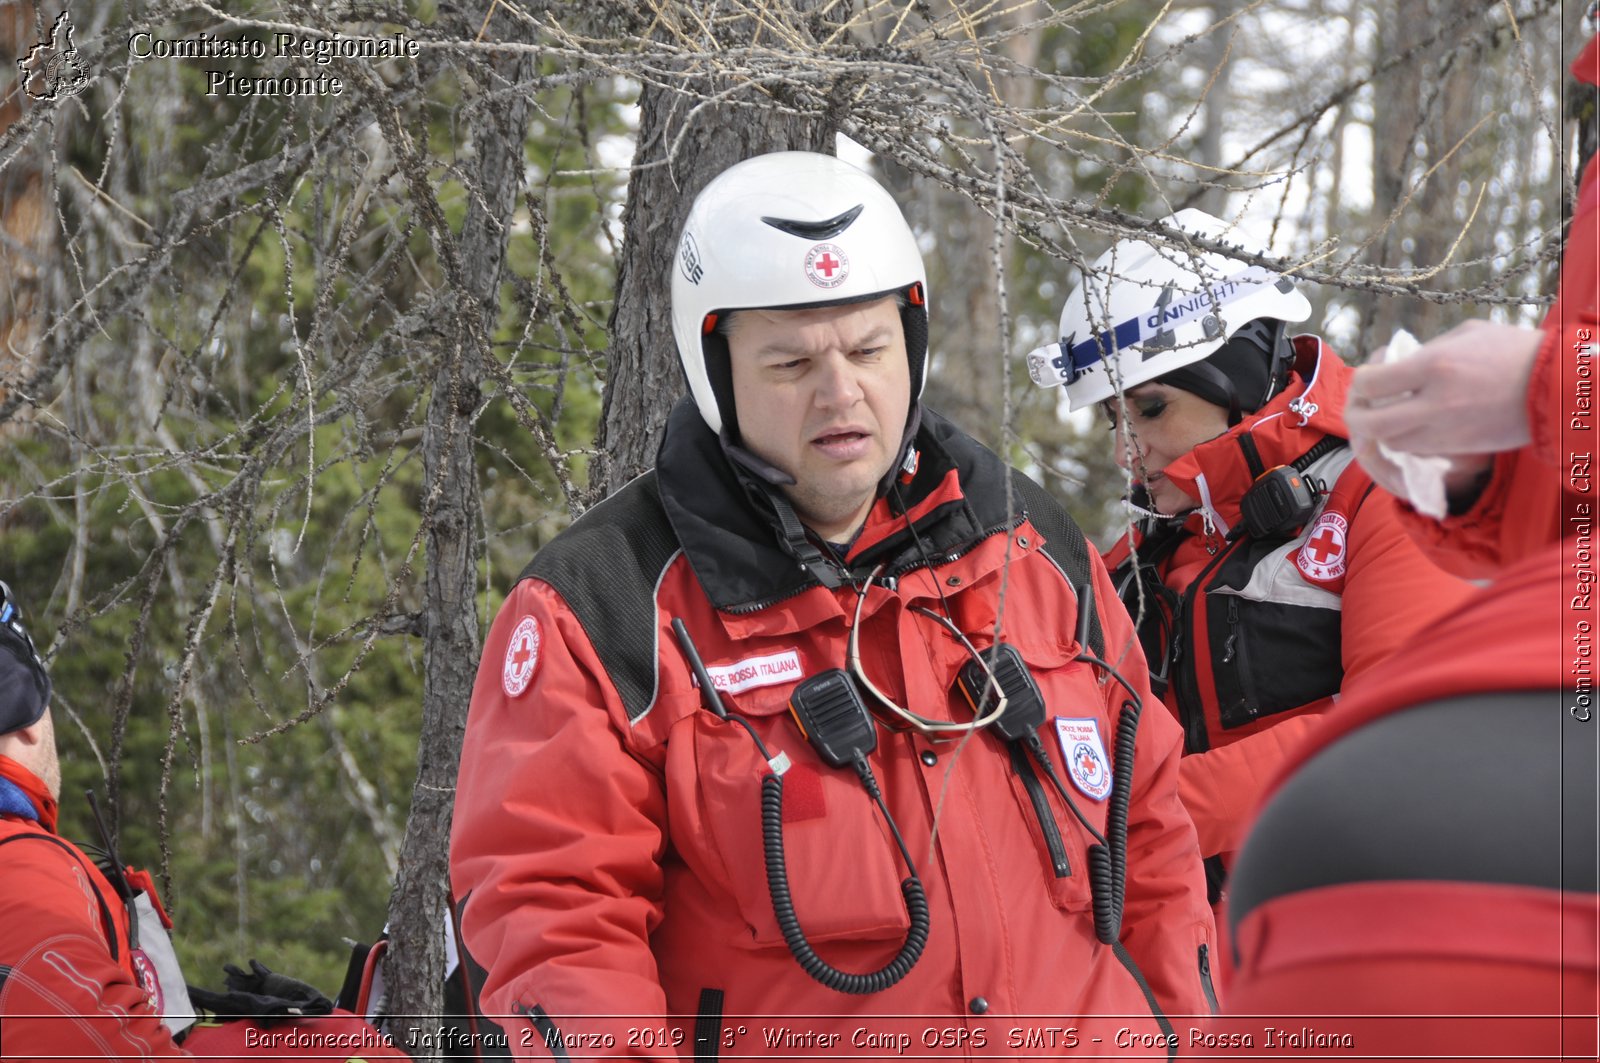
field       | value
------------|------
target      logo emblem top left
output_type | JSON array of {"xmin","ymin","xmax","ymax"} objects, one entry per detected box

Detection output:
[{"xmin": 19, "ymin": 11, "xmax": 90, "ymax": 101}]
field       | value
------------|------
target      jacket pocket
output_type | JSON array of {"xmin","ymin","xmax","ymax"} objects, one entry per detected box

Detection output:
[
  {"xmin": 675, "ymin": 705, "xmax": 912, "ymax": 949},
  {"xmin": 1209, "ymin": 592, "xmax": 1342, "ymax": 730}
]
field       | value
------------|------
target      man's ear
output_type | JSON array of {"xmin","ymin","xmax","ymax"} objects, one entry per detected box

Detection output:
[{"xmin": 5, "ymin": 718, "xmax": 47, "ymax": 748}]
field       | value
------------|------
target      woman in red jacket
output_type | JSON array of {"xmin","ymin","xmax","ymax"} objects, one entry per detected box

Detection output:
[{"xmin": 1026, "ymin": 211, "xmax": 1474, "ymax": 917}]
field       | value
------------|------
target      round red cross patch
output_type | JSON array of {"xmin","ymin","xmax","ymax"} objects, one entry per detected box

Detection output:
[
  {"xmin": 502, "ymin": 615, "xmax": 542, "ymax": 697},
  {"xmin": 131, "ymin": 949, "xmax": 163, "ymax": 1012},
  {"xmin": 804, "ymin": 243, "xmax": 849, "ymax": 289},
  {"xmin": 1296, "ymin": 511, "xmax": 1349, "ymax": 583}
]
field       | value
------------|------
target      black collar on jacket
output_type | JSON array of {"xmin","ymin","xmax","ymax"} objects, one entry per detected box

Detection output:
[{"xmin": 655, "ymin": 398, "xmax": 1022, "ymax": 612}]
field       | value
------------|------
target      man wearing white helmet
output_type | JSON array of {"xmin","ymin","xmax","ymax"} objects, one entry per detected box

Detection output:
[
  {"xmin": 1026, "ymin": 210, "xmax": 1473, "ymax": 939},
  {"xmin": 452, "ymin": 152, "xmax": 1215, "ymax": 1057}
]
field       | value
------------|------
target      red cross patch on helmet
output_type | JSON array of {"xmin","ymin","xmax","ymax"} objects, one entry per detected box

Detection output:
[
  {"xmin": 1296, "ymin": 511, "xmax": 1349, "ymax": 584},
  {"xmin": 804, "ymin": 242, "xmax": 849, "ymax": 289}
]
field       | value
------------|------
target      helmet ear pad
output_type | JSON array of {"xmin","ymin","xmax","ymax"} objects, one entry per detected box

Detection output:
[
  {"xmin": 700, "ymin": 326, "xmax": 739, "ymax": 442},
  {"xmin": 900, "ymin": 290, "xmax": 929, "ymax": 404}
]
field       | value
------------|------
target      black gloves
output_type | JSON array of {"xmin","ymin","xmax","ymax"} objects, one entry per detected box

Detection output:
[{"xmin": 188, "ymin": 959, "xmax": 335, "ymax": 1025}]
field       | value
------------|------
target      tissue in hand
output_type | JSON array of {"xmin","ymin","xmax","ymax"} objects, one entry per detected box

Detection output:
[{"xmin": 1374, "ymin": 329, "xmax": 1452, "ymax": 520}]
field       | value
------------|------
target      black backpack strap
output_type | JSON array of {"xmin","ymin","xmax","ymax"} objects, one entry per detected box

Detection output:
[
  {"xmin": 1009, "ymin": 471, "xmax": 1105, "ymax": 660},
  {"xmin": 519, "ymin": 473, "xmax": 682, "ymax": 723}
]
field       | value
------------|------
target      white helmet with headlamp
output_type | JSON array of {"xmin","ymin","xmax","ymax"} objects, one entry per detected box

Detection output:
[
  {"xmin": 670, "ymin": 151, "xmax": 929, "ymax": 439},
  {"xmin": 1026, "ymin": 209, "xmax": 1312, "ymax": 420}
]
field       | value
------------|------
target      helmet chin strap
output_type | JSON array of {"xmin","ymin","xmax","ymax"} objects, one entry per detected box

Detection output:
[
  {"xmin": 719, "ymin": 435, "xmax": 847, "ymax": 589},
  {"xmin": 718, "ymin": 400, "xmax": 924, "ymax": 586}
]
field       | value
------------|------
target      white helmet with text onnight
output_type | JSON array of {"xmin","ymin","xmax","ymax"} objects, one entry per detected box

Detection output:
[{"xmin": 1026, "ymin": 209, "xmax": 1312, "ymax": 412}]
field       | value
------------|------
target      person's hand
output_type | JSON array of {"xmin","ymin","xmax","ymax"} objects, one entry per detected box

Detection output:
[
  {"xmin": 1345, "ymin": 320, "xmax": 1540, "ymax": 455},
  {"xmin": 1346, "ymin": 320, "xmax": 1540, "ymax": 513}
]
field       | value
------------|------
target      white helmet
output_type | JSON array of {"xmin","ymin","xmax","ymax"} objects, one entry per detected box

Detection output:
[
  {"xmin": 670, "ymin": 152, "xmax": 929, "ymax": 436},
  {"xmin": 1026, "ymin": 208, "xmax": 1312, "ymax": 411}
]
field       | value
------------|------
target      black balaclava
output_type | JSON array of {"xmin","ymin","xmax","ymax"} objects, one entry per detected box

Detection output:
[{"xmin": 1156, "ymin": 318, "xmax": 1295, "ymax": 425}]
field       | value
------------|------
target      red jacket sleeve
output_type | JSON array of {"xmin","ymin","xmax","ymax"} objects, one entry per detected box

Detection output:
[
  {"xmin": 0, "ymin": 834, "xmax": 186, "ymax": 1060},
  {"xmin": 1088, "ymin": 550, "xmax": 1218, "ymax": 1016},
  {"xmin": 1336, "ymin": 484, "xmax": 1479, "ymax": 682},
  {"xmin": 1176, "ymin": 714, "xmax": 1323, "ymax": 860},
  {"xmin": 1392, "ymin": 328, "xmax": 1570, "ymax": 578},
  {"xmin": 449, "ymin": 579, "xmax": 674, "ymax": 1059}
]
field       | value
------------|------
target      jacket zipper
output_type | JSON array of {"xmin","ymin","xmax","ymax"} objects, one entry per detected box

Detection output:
[
  {"xmin": 885, "ymin": 514, "xmax": 1027, "ymax": 582},
  {"xmin": 1171, "ymin": 539, "xmax": 1240, "ymax": 754},
  {"xmin": 1170, "ymin": 587, "xmax": 1207, "ymax": 755},
  {"xmin": 1225, "ymin": 596, "xmax": 1260, "ymax": 721},
  {"xmin": 694, "ymin": 988, "xmax": 724, "ymax": 1062},
  {"xmin": 514, "ymin": 1003, "xmax": 572, "ymax": 1061},
  {"xmin": 1198, "ymin": 943, "xmax": 1220, "ymax": 1013},
  {"xmin": 1011, "ymin": 745, "xmax": 1071, "ymax": 877}
]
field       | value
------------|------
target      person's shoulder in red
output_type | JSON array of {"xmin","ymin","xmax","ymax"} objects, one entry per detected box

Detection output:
[{"xmin": 0, "ymin": 762, "xmax": 186, "ymax": 1060}]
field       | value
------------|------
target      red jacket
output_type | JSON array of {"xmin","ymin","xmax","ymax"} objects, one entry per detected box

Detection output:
[
  {"xmin": 1103, "ymin": 339, "xmax": 1474, "ymax": 861},
  {"xmin": 0, "ymin": 759, "xmax": 407, "ymax": 1062},
  {"xmin": 0, "ymin": 755, "xmax": 185, "ymax": 1060},
  {"xmin": 1214, "ymin": 546, "xmax": 1597, "ymax": 1061},
  {"xmin": 452, "ymin": 403, "xmax": 1215, "ymax": 1058}
]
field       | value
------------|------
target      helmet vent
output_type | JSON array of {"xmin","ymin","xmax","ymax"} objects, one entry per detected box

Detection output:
[{"xmin": 760, "ymin": 204, "xmax": 864, "ymax": 240}]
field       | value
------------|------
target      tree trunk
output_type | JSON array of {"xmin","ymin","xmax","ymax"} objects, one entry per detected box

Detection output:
[
  {"xmin": 1192, "ymin": 2, "xmax": 1237, "ymax": 217},
  {"xmin": 0, "ymin": 2, "xmax": 48, "ymax": 435},
  {"xmin": 1364, "ymin": 0, "xmax": 1425, "ymax": 350},
  {"xmin": 911, "ymin": 0, "xmax": 1043, "ymax": 450},
  {"xmin": 1399, "ymin": 4, "xmax": 1475, "ymax": 345},
  {"xmin": 381, "ymin": 42, "xmax": 533, "ymax": 1057},
  {"xmin": 597, "ymin": 3, "xmax": 832, "ymax": 498},
  {"xmin": 1364, "ymin": 0, "xmax": 1479, "ymax": 351},
  {"xmin": 1566, "ymin": 0, "xmax": 1598, "ymax": 234}
]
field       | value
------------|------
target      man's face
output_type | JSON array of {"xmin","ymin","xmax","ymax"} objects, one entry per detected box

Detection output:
[{"xmin": 727, "ymin": 297, "xmax": 912, "ymax": 543}]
